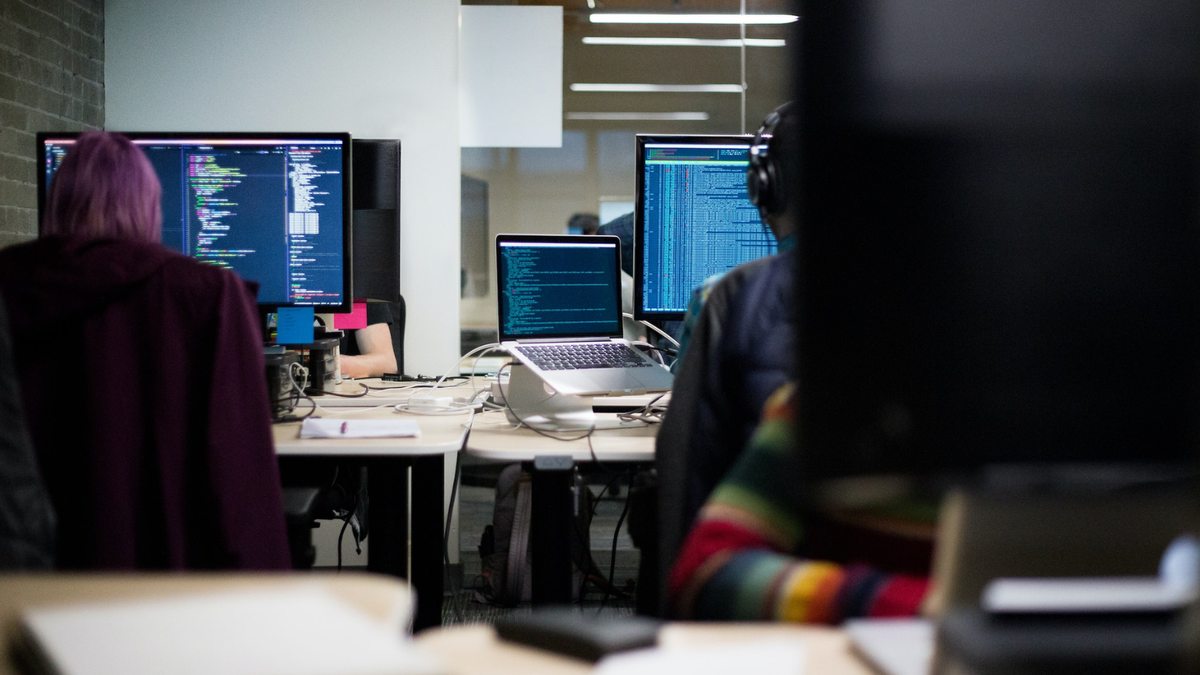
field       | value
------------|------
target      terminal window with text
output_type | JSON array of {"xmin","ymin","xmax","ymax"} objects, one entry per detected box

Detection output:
[
  {"xmin": 635, "ymin": 135, "xmax": 777, "ymax": 320},
  {"xmin": 498, "ymin": 238, "xmax": 622, "ymax": 340},
  {"xmin": 38, "ymin": 133, "xmax": 351, "ymax": 310}
]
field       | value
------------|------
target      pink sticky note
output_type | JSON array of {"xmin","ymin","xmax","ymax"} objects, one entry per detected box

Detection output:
[{"xmin": 334, "ymin": 301, "xmax": 368, "ymax": 330}]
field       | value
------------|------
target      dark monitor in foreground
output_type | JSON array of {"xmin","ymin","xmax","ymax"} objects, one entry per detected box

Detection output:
[
  {"xmin": 38, "ymin": 132, "xmax": 352, "ymax": 312},
  {"xmin": 634, "ymin": 135, "xmax": 776, "ymax": 321},
  {"xmin": 796, "ymin": 1, "xmax": 1200, "ymax": 490}
]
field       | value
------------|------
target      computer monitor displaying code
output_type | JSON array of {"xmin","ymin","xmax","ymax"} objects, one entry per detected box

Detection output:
[
  {"xmin": 496, "ymin": 234, "xmax": 622, "ymax": 341},
  {"xmin": 37, "ymin": 132, "xmax": 352, "ymax": 311},
  {"xmin": 634, "ymin": 135, "xmax": 777, "ymax": 321}
]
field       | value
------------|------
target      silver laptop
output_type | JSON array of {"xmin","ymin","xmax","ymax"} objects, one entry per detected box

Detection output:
[{"xmin": 496, "ymin": 234, "xmax": 674, "ymax": 396}]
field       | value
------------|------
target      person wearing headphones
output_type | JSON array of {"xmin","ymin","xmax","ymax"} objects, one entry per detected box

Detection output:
[
  {"xmin": 663, "ymin": 109, "xmax": 932, "ymax": 623},
  {"xmin": 670, "ymin": 104, "xmax": 797, "ymax": 369},
  {"xmin": 654, "ymin": 107, "xmax": 804, "ymax": 604}
]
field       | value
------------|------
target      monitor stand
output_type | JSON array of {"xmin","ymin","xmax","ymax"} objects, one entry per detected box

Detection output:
[{"xmin": 502, "ymin": 364, "xmax": 596, "ymax": 432}]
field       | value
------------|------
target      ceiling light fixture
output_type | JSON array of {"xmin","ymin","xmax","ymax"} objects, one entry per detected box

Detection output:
[
  {"xmin": 565, "ymin": 112, "xmax": 710, "ymax": 121},
  {"xmin": 570, "ymin": 83, "xmax": 743, "ymax": 93},
  {"xmin": 589, "ymin": 13, "xmax": 798, "ymax": 25},
  {"xmin": 582, "ymin": 37, "xmax": 785, "ymax": 47}
]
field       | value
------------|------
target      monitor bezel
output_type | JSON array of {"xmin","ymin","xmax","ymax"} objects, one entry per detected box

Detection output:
[
  {"xmin": 35, "ymin": 130, "xmax": 354, "ymax": 313},
  {"xmin": 633, "ymin": 133, "xmax": 758, "ymax": 322},
  {"xmin": 494, "ymin": 233, "xmax": 624, "ymax": 343}
]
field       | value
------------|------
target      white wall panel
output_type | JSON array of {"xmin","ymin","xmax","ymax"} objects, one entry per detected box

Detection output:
[
  {"xmin": 460, "ymin": 5, "xmax": 562, "ymax": 148},
  {"xmin": 106, "ymin": 0, "xmax": 461, "ymax": 375}
]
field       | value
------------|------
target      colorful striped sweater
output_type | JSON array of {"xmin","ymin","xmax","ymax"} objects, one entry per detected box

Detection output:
[{"xmin": 668, "ymin": 384, "xmax": 931, "ymax": 622}]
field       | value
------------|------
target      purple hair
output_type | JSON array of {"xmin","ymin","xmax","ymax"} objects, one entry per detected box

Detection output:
[{"xmin": 42, "ymin": 132, "xmax": 162, "ymax": 242}]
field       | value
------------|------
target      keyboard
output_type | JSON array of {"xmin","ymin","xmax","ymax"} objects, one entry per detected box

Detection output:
[{"xmin": 517, "ymin": 343, "xmax": 652, "ymax": 371}]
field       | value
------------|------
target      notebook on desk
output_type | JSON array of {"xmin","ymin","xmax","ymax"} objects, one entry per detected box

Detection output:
[{"xmin": 496, "ymin": 234, "xmax": 674, "ymax": 397}]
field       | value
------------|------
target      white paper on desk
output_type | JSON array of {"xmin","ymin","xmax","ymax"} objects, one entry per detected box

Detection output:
[
  {"xmin": 301, "ymin": 418, "xmax": 421, "ymax": 439},
  {"xmin": 845, "ymin": 618, "xmax": 932, "ymax": 675},
  {"xmin": 19, "ymin": 586, "xmax": 443, "ymax": 675},
  {"xmin": 595, "ymin": 639, "xmax": 805, "ymax": 675}
]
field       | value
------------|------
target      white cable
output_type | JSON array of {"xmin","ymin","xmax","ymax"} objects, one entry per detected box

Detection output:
[
  {"xmin": 312, "ymin": 403, "xmax": 399, "ymax": 416},
  {"xmin": 624, "ymin": 313, "xmax": 680, "ymax": 348},
  {"xmin": 393, "ymin": 400, "xmax": 480, "ymax": 415},
  {"xmin": 393, "ymin": 389, "xmax": 479, "ymax": 415},
  {"xmin": 468, "ymin": 344, "xmax": 508, "ymax": 399},
  {"xmin": 395, "ymin": 343, "xmax": 505, "ymax": 416},
  {"xmin": 287, "ymin": 361, "xmax": 310, "ymax": 395},
  {"xmin": 410, "ymin": 342, "xmax": 502, "ymax": 400}
]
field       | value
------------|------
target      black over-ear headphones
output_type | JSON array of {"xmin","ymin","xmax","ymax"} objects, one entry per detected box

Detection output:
[{"xmin": 747, "ymin": 102, "xmax": 793, "ymax": 222}]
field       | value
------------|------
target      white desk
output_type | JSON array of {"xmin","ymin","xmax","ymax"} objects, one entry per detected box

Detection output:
[
  {"xmin": 272, "ymin": 407, "xmax": 469, "ymax": 456},
  {"xmin": 465, "ymin": 411, "xmax": 658, "ymax": 462},
  {"xmin": 273, "ymin": 406, "xmax": 469, "ymax": 630},
  {"xmin": 290, "ymin": 380, "xmax": 661, "ymax": 617},
  {"xmin": 416, "ymin": 623, "xmax": 873, "ymax": 675},
  {"xmin": 305, "ymin": 378, "xmax": 476, "ymax": 407},
  {"xmin": 0, "ymin": 573, "xmax": 415, "ymax": 675},
  {"xmin": 313, "ymin": 377, "xmax": 668, "ymax": 411}
]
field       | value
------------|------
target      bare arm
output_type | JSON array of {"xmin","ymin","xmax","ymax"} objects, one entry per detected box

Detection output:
[{"xmin": 338, "ymin": 323, "xmax": 397, "ymax": 378}]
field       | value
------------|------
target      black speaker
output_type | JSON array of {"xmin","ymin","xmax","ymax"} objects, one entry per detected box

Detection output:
[{"xmin": 351, "ymin": 139, "xmax": 401, "ymax": 302}]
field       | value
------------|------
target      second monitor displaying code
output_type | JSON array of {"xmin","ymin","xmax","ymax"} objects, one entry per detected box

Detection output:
[{"xmin": 638, "ymin": 139, "xmax": 777, "ymax": 316}]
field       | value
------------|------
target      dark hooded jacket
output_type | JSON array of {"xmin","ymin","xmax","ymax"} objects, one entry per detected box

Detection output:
[{"xmin": 0, "ymin": 236, "xmax": 290, "ymax": 570}]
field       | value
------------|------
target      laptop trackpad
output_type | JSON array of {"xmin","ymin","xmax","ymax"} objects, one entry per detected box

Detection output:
[{"xmin": 583, "ymin": 369, "xmax": 647, "ymax": 394}]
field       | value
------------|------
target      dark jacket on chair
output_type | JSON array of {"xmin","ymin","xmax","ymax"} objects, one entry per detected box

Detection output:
[{"xmin": 0, "ymin": 236, "xmax": 290, "ymax": 570}]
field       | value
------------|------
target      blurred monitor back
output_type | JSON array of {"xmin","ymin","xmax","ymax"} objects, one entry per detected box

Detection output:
[{"xmin": 795, "ymin": 0, "xmax": 1200, "ymax": 495}]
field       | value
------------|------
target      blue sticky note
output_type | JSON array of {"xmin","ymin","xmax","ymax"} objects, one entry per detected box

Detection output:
[{"xmin": 277, "ymin": 307, "xmax": 315, "ymax": 344}]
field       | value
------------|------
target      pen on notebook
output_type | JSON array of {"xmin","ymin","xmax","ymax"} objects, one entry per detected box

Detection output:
[{"xmin": 341, "ymin": 421, "xmax": 348, "ymax": 435}]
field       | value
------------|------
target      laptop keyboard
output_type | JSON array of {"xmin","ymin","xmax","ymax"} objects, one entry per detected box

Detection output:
[{"xmin": 517, "ymin": 343, "xmax": 653, "ymax": 371}]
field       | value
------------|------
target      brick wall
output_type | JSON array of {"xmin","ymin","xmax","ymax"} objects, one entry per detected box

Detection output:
[{"xmin": 0, "ymin": 0, "xmax": 103, "ymax": 250}]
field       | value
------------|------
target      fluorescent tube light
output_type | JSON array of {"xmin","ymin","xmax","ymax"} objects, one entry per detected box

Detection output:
[
  {"xmin": 570, "ymin": 83, "xmax": 743, "ymax": 93},
  {"xmin": 590, "ymin": 13, "xmax": 798, "ymax": 25},
  {"xmin": 582, "ymin": 37, "xmax": 785, "ymax": 47},
  {"xmin": 566, "ymin": 112, "xmax": 710, "ymax": 121}
]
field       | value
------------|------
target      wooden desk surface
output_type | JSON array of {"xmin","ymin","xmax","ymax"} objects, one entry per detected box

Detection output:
[
  {"xmin": 0, "ymin": 573, "xmax": 414, "ymax": 675},
  {"xmin": 416, "ymin": 623, "xmax": 873, "ymax": 675},
  {"xmin": 272, "ymin": 406, "xmax": 469, "ymax": 456},
  {"xmin": 464, "ymin": 411, "xmax": 658, "ymax": 462}
]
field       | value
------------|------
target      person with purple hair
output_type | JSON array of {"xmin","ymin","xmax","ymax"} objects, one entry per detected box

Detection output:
[
  {"xmin": 0, "ymin": 132, "xmax": 291, "ymax": 570},
  {"xmin": 39, "ymin": 132, "xmax": 165, "ymax": 242}
]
